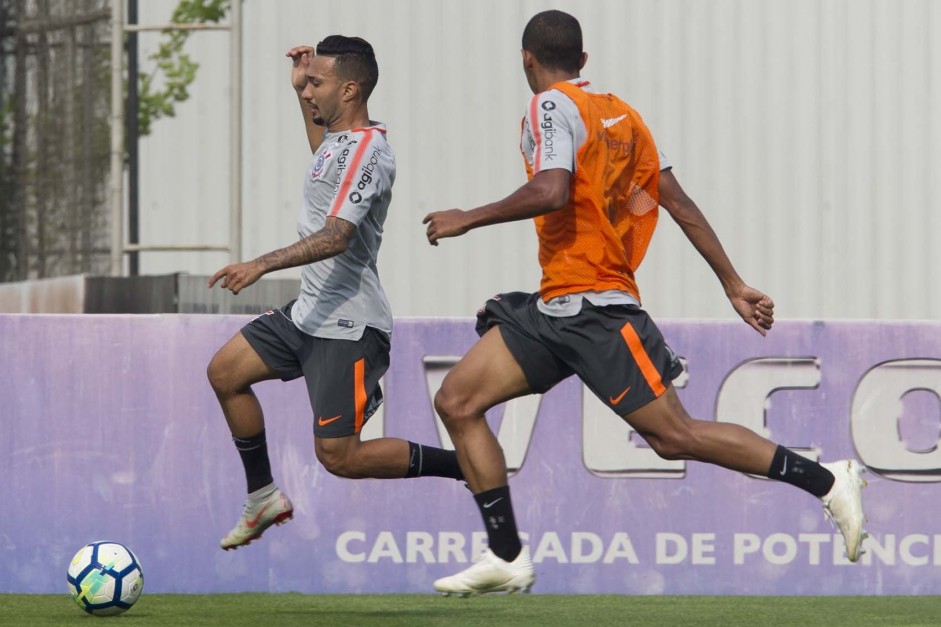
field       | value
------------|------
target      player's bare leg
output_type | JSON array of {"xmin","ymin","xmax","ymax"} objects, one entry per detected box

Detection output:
[
  {"xmin": 314, "ymin": 434, "xmax": 463, "ymax": 480},
  {"xmin": 207, "ymin": 331, "xmax": 280, "ymax": 437},
  {"xmin": 432, "ymin": 327, "xmax": 536, "ymax": 595},
  {"xmin": 623, "ymin": 386, "xmax": 868, "ymax": 561},
  {"xmin": 208, "ymin": 331, "xmax": 293, "ymax": 550},
  {"xmin": 434, "ymin": 328, "xmax": 532, "ymax": 492},
  {"xmin": 316, "ymin": 436, "xmax": 410, "ymax": 478},
  {"xmin": 623, "ymin": 386, "xmax": 777, "ymax": 473}
]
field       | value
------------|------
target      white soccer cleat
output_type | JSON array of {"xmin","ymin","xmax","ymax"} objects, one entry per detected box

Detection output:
[
  {"xmin": 434, "ymin": 547, "xmax": 535, "ymax": 596},
  {"xmin": 220, "ymin": 487, "xmax": 294, "ymax": 550},
  {"xmin": 820, "ymin": 459, "xmax": 868, "ymax": 562}
]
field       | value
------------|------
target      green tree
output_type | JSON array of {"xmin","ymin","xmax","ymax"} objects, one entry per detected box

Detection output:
[{"xmin": 137, "ymin": 0, "xmax": 230, "ymax": 137}]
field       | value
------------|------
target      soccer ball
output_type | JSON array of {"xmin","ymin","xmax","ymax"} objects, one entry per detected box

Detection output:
[{"xmin": 66, "ymin": 541, "xmax": 144, "ymax": 616}]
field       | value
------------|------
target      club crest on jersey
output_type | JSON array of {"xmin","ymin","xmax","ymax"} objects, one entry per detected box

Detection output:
[{"xmin": 311, "ymin": 151, "xmax": 333, "ymax": 179}]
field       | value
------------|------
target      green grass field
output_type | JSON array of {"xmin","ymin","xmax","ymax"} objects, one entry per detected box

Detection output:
[{"xmin": 1, "ymin": 594, "xmax": 940, "ymax": 627}]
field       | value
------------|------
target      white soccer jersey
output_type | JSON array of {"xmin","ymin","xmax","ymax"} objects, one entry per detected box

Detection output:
[{"xmin": 291, "ymin": 123, "xmax": 394, "ymax": 340}]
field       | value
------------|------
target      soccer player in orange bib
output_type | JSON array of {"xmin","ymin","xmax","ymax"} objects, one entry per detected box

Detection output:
[{"xmin": 423, "ymin": 10, "xmax": 867, "ymax": 595}]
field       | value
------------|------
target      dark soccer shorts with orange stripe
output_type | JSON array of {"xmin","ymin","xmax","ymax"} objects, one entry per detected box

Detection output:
[
  {"xmin": 240, "ymin": 300, "xmax": 389, "ymax": 438},
  {"xmin": 475, "ymin": 292, "xmax": 683, "ymax": 415}
]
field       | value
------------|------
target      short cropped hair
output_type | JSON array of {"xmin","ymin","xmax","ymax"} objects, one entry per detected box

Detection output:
[
  {"xmin": 316, "ymin": 35, "xmax": 379, "ymax": 101},
  {"xmin": 521, "ymin": 10, "xmax": 583, "ymax": 73}
]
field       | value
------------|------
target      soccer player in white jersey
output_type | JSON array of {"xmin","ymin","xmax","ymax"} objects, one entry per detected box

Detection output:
[{"xmin": 207, "ymin": 36, "xmax": 463, "ymax": 550}]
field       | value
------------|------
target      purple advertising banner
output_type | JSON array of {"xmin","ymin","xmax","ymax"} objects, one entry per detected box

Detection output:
[{"xmin": 1, "ymin": 314, "xmax": 939, "ymax": 595}]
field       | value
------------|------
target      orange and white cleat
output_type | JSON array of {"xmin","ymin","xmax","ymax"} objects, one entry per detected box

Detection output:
[{"xmin": 220, "ymin": 487, "xmax": 294, "ymax": 550}]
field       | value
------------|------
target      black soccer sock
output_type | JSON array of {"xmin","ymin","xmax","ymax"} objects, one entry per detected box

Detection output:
[
  {"xmin": 405, "ymin": 441, "xmax": 464, "ymax": 480},
  {"xmin": 474, "ymin": 486, "xmax": 523, "ymax": 562},
  {"xmin": 233, "ymin": 430, "xmax": 274, "ymax": 494},
  {"xmin": 766, "ymin": 445, "xmax": 835, "ymax": 497}
]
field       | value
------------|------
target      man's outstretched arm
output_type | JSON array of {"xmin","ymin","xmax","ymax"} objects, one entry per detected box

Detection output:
[
  {"xmin": 658, "ymin": 168, "xmax": 774, "ymax": 335},
  {"xmin": 423, "ymin": 168, "xmax": 570, "ymax": 244},
  {"xmin": 208, "ymin": 217, "xmax": 355, "ymax": 295}
]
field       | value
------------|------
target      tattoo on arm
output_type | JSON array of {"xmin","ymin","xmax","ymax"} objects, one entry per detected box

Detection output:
[{"xmin": 258, "ymin": 217, "xmax": 355, "ymax": 272}]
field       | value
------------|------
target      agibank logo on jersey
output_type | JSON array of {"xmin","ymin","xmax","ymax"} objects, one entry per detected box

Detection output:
[
  {"xmin": 311, "ymin": 150, "xmax": 333, "ymax": 179},
  {"xmin": 539, "ymin": 111, "xmax": 557, "ymax": 162},
  {"xmin": 355, "ymin": 146, "xmax": 382, "ymax": 192}
]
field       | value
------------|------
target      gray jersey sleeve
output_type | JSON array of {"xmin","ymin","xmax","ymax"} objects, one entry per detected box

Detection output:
[
  {"xmin": 658, "ymin": 149, "xmax": 672, "ymax": 171},
  {"xmin": 327, "ymin": 129, "xmax": 394, "ymax": 226},
  {"xmin": 520, "ymin": 89, "xmax": 585, "ymax": 174}
]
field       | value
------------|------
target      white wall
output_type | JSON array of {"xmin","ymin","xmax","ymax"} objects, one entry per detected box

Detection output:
[{"xmin": 136, "ymin": 0, "xmax": 940, "ymax": 320}]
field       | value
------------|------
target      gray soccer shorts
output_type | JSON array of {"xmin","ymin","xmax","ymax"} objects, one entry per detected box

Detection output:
[
  {"xmin": 240, "ymin": 300, "xmax": 389, "ymax": 438},
  {"xmin": 475, "ymin": 292, "xmax": 683, "ymax": 415}
]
